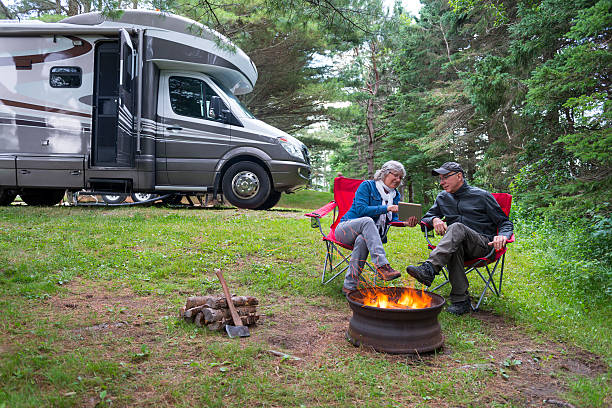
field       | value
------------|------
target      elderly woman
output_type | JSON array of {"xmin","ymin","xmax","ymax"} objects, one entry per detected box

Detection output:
[{"xmin": 335, "ymin": 161, "xmax": 418, "ymax": 294}]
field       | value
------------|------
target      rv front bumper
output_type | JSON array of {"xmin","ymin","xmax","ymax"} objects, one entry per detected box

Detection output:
[{"xmin": 269, "ymin": 160, "xmax": 310, "ymax": 192}]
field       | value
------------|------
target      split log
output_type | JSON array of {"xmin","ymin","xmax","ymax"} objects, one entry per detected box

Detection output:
[
  {"xmin": 207, "ymin": 296, "xmax": 258, "ymax": 309},
  {"xmin": 184, "ymin": 305, "xmax": 206, "ymax": 319},
  {"xmin": 202, "ymin": 306, "xmax": 257, "ymax": 324},
  {"xmin": 186, "ymin": 295, "xmax": 258, "ymax": 309},
  {"xmin": 194, "ymin": 312, "xmax": 205, "ymax": 327},
  {"xmin": 185, "ymin": 296, "xmax": 217, "ymax": 309},
  {"xmin": 207, "ymin": 321, "xmax": 224, "ymax": 331},
  {"xmin": 205, "ymin": 314, "xmax": 260, "ymax": 331}
]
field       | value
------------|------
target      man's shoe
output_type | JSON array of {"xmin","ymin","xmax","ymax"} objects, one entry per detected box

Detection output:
[
  {"xmin": 375, "ymin": 264, "xmax": 401, "ymax": 281},
  {"xmin": 405, "ymin": 262, "xmax": 435, "ymax": 286},
  {"xmin": 447, "ymin": 299, "xmax": 472, "ymax": 315}
]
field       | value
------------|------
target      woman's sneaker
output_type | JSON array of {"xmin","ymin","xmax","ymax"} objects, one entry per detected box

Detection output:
[{"xmin": 375, "ymin": 264, "xmax": 401, "ymax": 281}]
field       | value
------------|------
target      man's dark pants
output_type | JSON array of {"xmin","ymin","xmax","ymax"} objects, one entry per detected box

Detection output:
[{"xmin": 427, "ymin": 223, "xmax": 491, "ymax": 303}]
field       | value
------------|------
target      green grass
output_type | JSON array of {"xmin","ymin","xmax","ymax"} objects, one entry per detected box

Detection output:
[
  {"xmin": 0, "ymin": 203, "xmax": 610, "ymax": 407},
  {"xmin": 277, "ymin": 188, "xmax": 333, "ymax": 210}
]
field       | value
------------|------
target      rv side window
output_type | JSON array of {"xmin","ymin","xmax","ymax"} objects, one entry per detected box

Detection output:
[
  {"xmin": 50, "ymin": 67, "xmax": 82, "ymax": 88},
  {"xmin": 122, "ymin": 43, "xmax": 132, "ymax": 92},
  {"xmin": 169, "ymin": 76, "xmax": 224, "ymax": 122}
]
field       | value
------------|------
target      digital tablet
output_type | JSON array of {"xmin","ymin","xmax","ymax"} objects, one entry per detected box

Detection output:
[{"xmin": 398, "ymin": 202, "xmax": 422, "ymax": 222}]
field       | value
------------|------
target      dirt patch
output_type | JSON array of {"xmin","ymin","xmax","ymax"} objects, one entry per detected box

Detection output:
[
  {"xmin": 259, "ymin": 297, "xmax": 348, "ymax": 357},
  {"xmin": 31, "ymin": 280, "xmax": 608, "ymax": 407},
  {"xmin": 261, "ymin": 300, "xmax": 608, "ymax": 407}
]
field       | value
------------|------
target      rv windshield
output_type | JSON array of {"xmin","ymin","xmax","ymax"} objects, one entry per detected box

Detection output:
[{"xmin": 211, "ymin": 78, "xmax": 255, "ymax": 119}]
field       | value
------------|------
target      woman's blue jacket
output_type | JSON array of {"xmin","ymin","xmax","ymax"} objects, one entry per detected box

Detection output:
[{"xmin": 340, "ymin": 180, "xmax": 401, "ymax": 224}]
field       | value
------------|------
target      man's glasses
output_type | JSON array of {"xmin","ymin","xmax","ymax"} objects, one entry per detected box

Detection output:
[
  {"xmin": 439, "ymin": 172, "xmax": 458, "ymax": 180},
  {"xmin": 389, "ymin": 172, "xmax": 403, "ymax": 180}
]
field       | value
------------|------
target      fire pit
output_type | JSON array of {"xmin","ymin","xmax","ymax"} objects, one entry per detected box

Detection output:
[{"xmin": 346, "ymin": 287, "xmax": 445, "ymax": 354}]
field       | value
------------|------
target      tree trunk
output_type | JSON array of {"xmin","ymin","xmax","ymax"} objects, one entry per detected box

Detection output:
[
  {"xmin": 366, "ymin": 97, "xmax": 375, "ymax": 178},
  {"xmin": 364, "ymin": 41, "xmax": 380, "ymax": 179},
  {"xmin": 0, "ymin": 0, "xmax": 13, "ymax": 19},
  {"xmin": 68, "ymin": 0, "xmax": 78, "ymax": 16}
]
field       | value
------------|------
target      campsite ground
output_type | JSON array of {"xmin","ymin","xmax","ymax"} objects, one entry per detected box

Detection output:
[{"xmin": 0, "ymin": 195, "xmax": 610, "ymax": 407}]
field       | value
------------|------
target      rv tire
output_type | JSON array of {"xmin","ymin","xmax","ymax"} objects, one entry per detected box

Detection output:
[
  {"xmin": 101, "ymin": 194, "xmax": 127, "ymax": 204},
  {"xmin": 131, "ymin": 193, "xmax": 158, "ymax": 204},
  {"xmin": 222, "ymin": 162, "xmax": 271, "ymax": 209},
  {"xmin": 0, "ymin": 188, "xmax": 17, "ymax": 205},
  {"xmin": 20, "ymin": 189, "xmax": 66, "ymax": 206},
  {"xmin": 255, "ymin": 190, "xmax": 281, "ymax": 210}
]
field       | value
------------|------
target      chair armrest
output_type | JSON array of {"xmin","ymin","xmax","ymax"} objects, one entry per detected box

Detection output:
[
  {"xmin": 305, "ymin": 201, "xmax": 337, "ymax": 218},
  {"xmin": 420, "ymin": 221, "xmax": 436, "ymax": 247},
  {"xmin": 389, "ymin": 221, "xmax": 405, "ymax": 227},
  {"xmin": 420, "ymin": 220, "xmax": 433, "ymax": 229}
]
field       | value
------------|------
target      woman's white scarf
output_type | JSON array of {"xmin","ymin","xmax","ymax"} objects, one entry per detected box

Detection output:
[{"xmin": 375, "ymin": 180, "xmax": 396, "ymax": 237}]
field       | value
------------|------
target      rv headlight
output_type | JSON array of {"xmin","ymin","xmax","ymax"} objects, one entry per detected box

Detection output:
[{"xmin": 278, "ymin": 137, "xmax": 305, "ymax": 161}]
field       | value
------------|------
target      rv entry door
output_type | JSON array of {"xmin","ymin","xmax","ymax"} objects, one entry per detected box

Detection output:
[{"xmin": 117, "ymin": 28, "xmax": 136, "ymax": 167}]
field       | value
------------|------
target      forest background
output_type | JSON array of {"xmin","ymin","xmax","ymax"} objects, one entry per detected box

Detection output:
[{"xmin": 1, "ymin": 0, "xmax": 610, "ymax": 308}]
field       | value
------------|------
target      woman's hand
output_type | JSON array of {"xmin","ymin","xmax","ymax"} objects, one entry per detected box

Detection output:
[
  {"xmin": 387, "ymin": 204, "xmax": 399, "ymax": 212},
  {"xmin": 404, "ymin": 216, "xmax": 418, "ymax": 227}
]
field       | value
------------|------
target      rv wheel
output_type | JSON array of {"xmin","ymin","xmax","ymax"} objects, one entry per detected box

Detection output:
[
  {"xmin": 131, "ymin": 193, "xmax": 158, "ymax": 204},
  {"xmin": 222, "ymin": 162, "xmax": 271, "ymax": 209},
  {"xmin": 101, "ymin": 194, "xmax": 127, "ymax": 204},
  {"xmin": 20, "ymin": 189, "xmax": 66, "ymax": 206},
  {"xmin": 0, "ymin": 188, "xmax": 17, "ymax": 206},
  {"xmin": 255, "ymin": 190, "xmax": 282, "ymax": 210}
]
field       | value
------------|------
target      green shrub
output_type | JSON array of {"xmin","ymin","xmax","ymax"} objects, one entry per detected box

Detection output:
[{"xmin": 514, "ymin": 212, "xmax": 612, "ymax": 306}]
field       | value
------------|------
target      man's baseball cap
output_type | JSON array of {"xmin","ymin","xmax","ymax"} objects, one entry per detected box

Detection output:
[{"xmin": 432, "ymin": 162, "xmax": 464, "ymax": 176}]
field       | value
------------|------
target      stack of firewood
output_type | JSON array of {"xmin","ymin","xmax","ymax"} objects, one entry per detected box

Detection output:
[{"xmin": 179, "ymin": 295, "xmax": 260, "ymax": 331}]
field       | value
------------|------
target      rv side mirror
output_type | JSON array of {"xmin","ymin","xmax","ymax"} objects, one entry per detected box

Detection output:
[{"xmin": 210, "ymin": 96, "xmax": 227, "ymax": 121}]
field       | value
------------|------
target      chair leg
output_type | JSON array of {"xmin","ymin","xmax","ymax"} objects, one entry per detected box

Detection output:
[
  {"xmin": 321, "ymin": 241, "xmax": 333, "ymax": 284},
  {"xmin": 471, "ymin": 258, "xmax": 504, "ymax": 311},
  {"xmin": 499, "ymin": 253, "xmax": 506, "ymax": 293},
  {"xmin": 432, "ymin": 267, "xmax": 450, "ymax": 291},
  {"xmin": 321, "ymin": 242, "xmax": 352, "ymax": 285}
]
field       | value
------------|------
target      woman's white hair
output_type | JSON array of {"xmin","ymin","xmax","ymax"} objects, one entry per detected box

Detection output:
[{"xmin": 373, "ymin": 160, "xmax": 406, "ymax": 182}]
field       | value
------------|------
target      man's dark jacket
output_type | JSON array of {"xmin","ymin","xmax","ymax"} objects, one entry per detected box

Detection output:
[{"xmin": 421, "ymin": 182, "xmax": 513, "ymax": 240}]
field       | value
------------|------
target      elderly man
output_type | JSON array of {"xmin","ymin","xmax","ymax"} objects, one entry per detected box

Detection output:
[{"xmin": 406, "ymin": 162, "xmax": 513, "ymax": 315}]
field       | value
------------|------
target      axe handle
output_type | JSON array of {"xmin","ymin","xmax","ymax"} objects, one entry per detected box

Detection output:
[{"xmin": 215, "ymin": 270, "xmax": 244, "ymax": 327}]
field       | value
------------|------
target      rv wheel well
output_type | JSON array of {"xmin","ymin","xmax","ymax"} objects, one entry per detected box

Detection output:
[{"xmin": 217, "ymin": 156, "xmax": 272, "ymax": 192}]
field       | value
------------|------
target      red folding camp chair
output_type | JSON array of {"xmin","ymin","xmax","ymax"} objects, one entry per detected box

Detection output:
[
  {"xmin": 422, "ymin": 193, "xmax": 515, "ymax": 311},
  {"xmin": 306, "ymin": 176, "xmax": 406, "ymax": 285},
  {"xmin": 305, "ymin": 176, "xmax": 372, "ymax": 284}
]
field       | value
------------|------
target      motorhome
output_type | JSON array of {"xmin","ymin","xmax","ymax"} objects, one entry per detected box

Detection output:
[{"xmin": 0, "ymin": 10, "xmax": 311, "ymax": 209}]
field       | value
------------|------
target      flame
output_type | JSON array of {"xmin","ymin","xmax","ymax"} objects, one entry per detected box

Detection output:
[{"xmin": 360, "ymin": 287, "xmax": 433, "ymax": 309}]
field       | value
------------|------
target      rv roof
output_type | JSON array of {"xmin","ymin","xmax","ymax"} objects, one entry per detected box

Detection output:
[{"xmin": 62, "ymin": 10, "xmax": 223, "ymax": 44}]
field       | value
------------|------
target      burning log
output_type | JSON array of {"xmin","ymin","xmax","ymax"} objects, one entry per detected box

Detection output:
[{"xmin": 180, "ymin": 295, "xmax": 259, "ymax": 332}]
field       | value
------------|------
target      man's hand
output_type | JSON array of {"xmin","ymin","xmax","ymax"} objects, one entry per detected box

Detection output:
[
  {"xmin": 404, "ymin": 216, "xmax": 418, "ymax": 227},
  {"xmin": 432, "ymin": 217, "xmax": 447, "ymax": 235},
  {"xmin": 387, "ymin": 204, "xmax": 399, "ymax": 212},
  {"xmin": 488, "ymin": 235, "xmax": 507, "ymax": 251}
]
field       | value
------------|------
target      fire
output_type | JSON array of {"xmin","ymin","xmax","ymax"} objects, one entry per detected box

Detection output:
[{"xmin": 360, "ymin": 287, "xmax": 433, "ymax": 309}]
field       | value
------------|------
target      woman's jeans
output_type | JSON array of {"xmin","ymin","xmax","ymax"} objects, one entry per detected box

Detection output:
[{"xmin": 335, "ymin": 217, "xmax": 388, "ymax": 290}]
